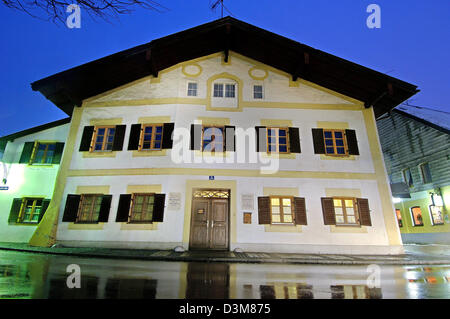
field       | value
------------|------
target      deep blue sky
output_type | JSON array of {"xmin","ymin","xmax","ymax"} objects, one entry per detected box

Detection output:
[{"xmin": 1, "ymin": 0, "xmax": 449, "ymax": 136}]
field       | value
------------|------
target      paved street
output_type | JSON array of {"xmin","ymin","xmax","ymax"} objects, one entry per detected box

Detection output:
[{"xmin": 0, "ymin": 250, "xmax": 449, "ymax": 299}]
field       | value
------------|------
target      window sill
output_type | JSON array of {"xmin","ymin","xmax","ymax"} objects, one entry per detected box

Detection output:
[
  {"xmin": 320, "ymin": 154, "xmax": 356, "ymax": 161},
  {"xmin": 83, "ymin": 151, "xmax": 117, "ymax": 158},
  {"xmin": 264, "ymin": 224, "xmax": 302, "ymax": 233},
  {"xmin": 27, "ymin": 163, "xmax": 55, "ymax": 167},
  {"xmin": 10, "ymin": 222, "xmax": 39, "ymax": 226},
  {"xmin": 68, "ymin": 223, "xmax": 104, "ymax": 230},
  {"xmin": 194, "ymin": 151, "xmax": 234, "ymax": 158},
  {"xmin": 120, "ymin": 223, "xmax": 158, "ymax": 231},
  {"xmin": 330, "ymin": 225, "xmax": 367, "ymax": 233},
  {"xmin": 132, "ymin": 149, "xmax": 167, "ymax": 157},
  {"xmin": 262, "ymin": 153, "xmax": 296, "ymax": 159}
]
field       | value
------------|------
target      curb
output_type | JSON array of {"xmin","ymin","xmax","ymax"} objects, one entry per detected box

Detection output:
[{"xmin": 1, "ymin": 246, "xmax": 450, "ymax": 266}]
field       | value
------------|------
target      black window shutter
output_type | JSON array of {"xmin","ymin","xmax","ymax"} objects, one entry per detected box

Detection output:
[
  {"xmin": 128, "ymin": 124, "xmax": 142, "ymax": 151},
  {"xmin": 19, "ymin": 142, "xmax": 35, "ymax": 164},
  {"xmin": 98, "ymin": 195, "xmax": 112, "ymax": 222},
  {"xmin": 190, "ymin": 124, "xmax": 202, "ymax": 151},
  {"xmin": 39, "ymin": 199, "xmax": 51, "ymax": 223},
  {"xmin": 258, "ymin": 196, "xmax": 271, "ymax": 224},
  {"xmin": 8, "ymin": 198, "xmax": 23, "ymax": 224},
  {"xmin": 312, "ymin": 128, "xmax": 325, "ymax": 154},
  {"xmin": 357, "ymin": 198, "xmax": 372, "ymax": 226},
  {"xmin": 345, "ymin": 129, "xmax": 360, "ymax": 155},
  {"xmin": 112, "ymin": 125, "xmax": 126, "ymax": 151},
  {"xmin": 79, "ymin": 126, "xmax": 95, "ymax": 152},
  {"xmin": 293, "ymin": 197, "xmax": 307, "ymax": 225},
  {"xmin": 321, "ymin": 197, "xmax": 336, "ymax": 225},
  {"xmin": 152, "ymin": 194, "xmax": 166, "ymax": 222},
  {"xmin": 255, "ymin": 126, "xmax": 267, "ymax": 152},
  {"xmin": 116, "ymin": 194, "xmax": 132, "ymax": 222},
  {"xmin": 289, "ymin": 127, "xmax": 301, "ymax": 153},
  {"xmin": 62, "ymin": 194, "xmax": 81, "ymax": 222},
  {"xmin": 162, "ymin": 123, "xmax": 175, "ymax": 149},
  {"xmin": 52, "ymin": 143, "xmax": 65, "ymax": 164},
  {"xmin": 225, "ymin": 126, "xmax": 235, "ymax": 152}
]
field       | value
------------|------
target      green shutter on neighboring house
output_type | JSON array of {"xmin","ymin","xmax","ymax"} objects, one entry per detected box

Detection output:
[
  {"xmin": 52, "ymin": 143, "xmax": 65, "ymax": 164},
  {"xmin": 19, "ymin": 142, "xmax": 35, "ymax": 164},
  {"xmin": 8, "ymin": 198, "xmax": 23, "ymax": 224},
  {"xmin": 39, "ymin": 199, "xmax": 51, "ymax": 223}
]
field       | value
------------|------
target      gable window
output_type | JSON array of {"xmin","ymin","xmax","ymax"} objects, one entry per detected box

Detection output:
[
  {"xmin": 213, "ymin": 83, "xmax": 224, "ymax": 97},
  {"xmin": 213, "ymin": 83, "xmax": 236, "ymax": 98},
  {"xmin": 140, "ymin": 124, "xmax": 163, "ymax": 151},
  {"xmin": 324, "ymin": 130, "xmax": 347, "ymax": 155},
  {"xmin": 129, "ymin": 193, "xmax": 155, "ymax": 223},
  {"xmin": 32, "ymin": 143, "xmax": 56, "ymax": 164},
  {"xmin": 419, "ymin": 163, "xmax": 432, "ymax": 184},
  {"xmin": 411, "ymin": 206, "xmax": 424, "ymax": 226},
  {"xmin": 202, "ymin": 126, "xmax": 224, "ymax": 152},
  {"xmin": 225, "ymin": 84, "xmax": 235, "ymax": 98},
  {"xmin": 395, "ymin": 209, "xmax": 403, "ymax": 227},
  {"xmin": 20, "ymin": 198, "xmax": 44, "ymax": 223},
  {"xmin": 187, "ymin": 82, "xmax": 198, "ymax": 96},
  {"xmin": 77, "ymin": 194, "xmax": 103, "ymax": 223},
  {"xmin": 429, "ymin": 205, "xmax": 444, "ymax": 225},
  {"xmin": 253, "ymin": 85, "xmax": 263, "ymax": 99},
  {"xmin": 333, "ymin": 198, "xmax": 359, "ymax": 225},
  {"xmin": 402, "ymin": 168, "xmax": 414, "ymax": 187},
  {"xmin": 19, "ymin": 142, "xmax": 64, "ymax": 165},
  {"xmin": 93, "ymin": 127, "xmax": 116, "ymax": 152},
  {"xmin": 267, "ymin": 128, "xmax": 289, "ymax": 153},
  {"xmin": 270, "ymin": 196, "xmax": 293, "ymax": 224}
]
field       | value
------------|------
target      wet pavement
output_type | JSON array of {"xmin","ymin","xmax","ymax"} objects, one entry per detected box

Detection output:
[{"xmin": 0, "ymin": 250, "xmax": 449, "ymax": 299}]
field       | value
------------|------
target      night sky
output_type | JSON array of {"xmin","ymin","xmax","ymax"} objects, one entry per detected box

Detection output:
[{"xmin": 0, "ymin": 0, "xmax": 449, "ymax": 136}]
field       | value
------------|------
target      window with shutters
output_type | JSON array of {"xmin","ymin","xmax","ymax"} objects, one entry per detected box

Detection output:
[
  {"xmin": 19, "ymin": 198, "xmax": 44, "ymax": 223},
  {"xmin": 202, "ymin": 126, "xmax": 224, "ymax": 152},
  {"xmin": 31, "ymin": 143, "xmax": 56, "ymax": 164},
  {"xmin": 410, "ymin": 206, "xmax": 424, "ymax": 226},
  {"xmin": 395, "ymin": 209, "xmax": 403, "ymax": 228},
  {"xmin": 129, "ymin": 193, "xmax": 155, "ymax": 223},
  {"xmin": 92, "ymin": 126, "xmax": 116, "ymax": 152},
  {"xmin": 140, "ymin": 124, "xmax": 163, "ymax": 151},
  {"xmin": 333, "ymin": 198, "xmax": 359, "ymax": 225},
  {"xmin": 76, "ymin": 194, "xmax": 103, "ymax": 223},
  {"xmin": 419, "ymin": 163, "xmax": 432, "ymax": 184},
  {"xmin": 270, "ymin": 196, "xmax": 294, "ymax": 224},
  {"xmin": 402, "ymin": 168, "xmax": 414, "ymax": 187},
  {"xmin": 323, "ymin": 130, "xmax": 347, "ymax": 156},
  {"xmin": 267, "ymin": 128, "xmax": 289, "ymax": 153}
]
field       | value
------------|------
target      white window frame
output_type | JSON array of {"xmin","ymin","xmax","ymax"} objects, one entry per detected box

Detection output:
[
  {"xmin": 212, "ymin": 81, "xmax": 237, "ymax": 99},
  {"xmin": 253, "ymin": 84, "xmax": 264, "ymax": 99},
  {"xmin": 187, "ymin": 82, "xmax": 198, "ymax": 97}
]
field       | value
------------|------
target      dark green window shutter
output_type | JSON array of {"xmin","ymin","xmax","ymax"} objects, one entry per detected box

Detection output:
[
  {"xmin": 111, "ymin": 125, "xmax": 126, "ymax": 151},
  {"xmin": 19, "ymin": 142, "xmax": 35, "ymax": 164},
  {"xmin": 312, "ymin": 128, "xmax": 325, "ymax": 154},
  {"xmin": 98, "ymin": 195, "xmax": 112, "ymax": 222},
  {"xmin": 52, "ymin": 143, "xmax": 65, "ymax": 164},
  {"xmin": 79, "ymin": 126, "xmax": 94, "ymax": 152},
  {"xmin": 62, "ymin": 194, "xmax": 81, "ymax": 222},
  {"xmin": 321, "ymin": 197, "xmax": 336, "ymax": 225},
  {"xmin": 39, "ymin": 199, "xmax": 51, "ymax": 223},
  {"xmin": 255, "ymin": 126, "xmax": 267, "ymax": 152},
  {"xmin": 258, "ymin": 196, "xmax": 271, "ymax": 224},
  {"xmin": 345, "ymin": 129, "xmax": 360, "ymax": 155},
  {"xmin": 152, "ymin": 194, "xmax": 166, "ymax": 222},
  {"xmin": 116, "ymin": 194, "xmax": 132, "ymax": 222},
  {"xmin": 162, "ymin": 123, "xmax": 175, "ymax": 149},
  {"xmin": 190, "ymin": 124, "xmax": 202, "ymax": 151},
  {"xmin": 357, "ymin": 198, "xmax": 372, "ymax": 226},
  {"xmin": 8, "ymin": 198, "xmax": 23, "ymax": 224},
  {"xmin": 293, "ymin": 197, "xmax": 307, "ymax": 225},
  {"xmin": 289, "ymin": 127, "xmax": 301, "ymax": 153},
  {"xmin": 128, "ymin": 124, "xmax": 142, "ymax": 150},
  {"xmin": 225, "ymin": 126, "xmax": 235, "ymax": 152}
]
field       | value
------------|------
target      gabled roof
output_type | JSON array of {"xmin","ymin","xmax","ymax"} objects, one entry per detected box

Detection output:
[
  {"xmin": 31, "ymin": 16, "xmax": 418, "ymax": 118},
  {"xmin": 394, "ymin": 105, "xmax": 450, "ymax": 134},
  {"xmin": 0, "ymin": 117, "xmax": 71, "ymax": 142}
]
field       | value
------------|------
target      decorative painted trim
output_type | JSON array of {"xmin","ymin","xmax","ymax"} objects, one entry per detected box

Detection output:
[
  {"xmin": 68, "ymin": 223, "xmax": 105, "ymax": 230},
  {"xmin": 264, "ymin": 225, "xmax": 302, "ymax": 233},
  {"xmin": 206, "ymin": 72, "xmax": 244, "ymax": 112},
  {"xmin": 182, "ymin": 63, "xmax": 203, "ymax": 78},
  {"xmin": 248, "ymin": 66, "xmax": 269, "ymax": 81},
  {"xmin": 76, "ymin": 185, "xmax": 110, "ymax": 194}
]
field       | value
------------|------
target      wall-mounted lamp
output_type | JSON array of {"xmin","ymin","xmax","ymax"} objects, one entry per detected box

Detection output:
[{"xmin": 392, "ymin": 197, "xmax": 402, "ymax": 204}]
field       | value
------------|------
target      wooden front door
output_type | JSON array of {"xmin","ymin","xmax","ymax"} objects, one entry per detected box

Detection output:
[{"xmin": 189, "ymin": 190, "xmax": 229, "ymax": 250}]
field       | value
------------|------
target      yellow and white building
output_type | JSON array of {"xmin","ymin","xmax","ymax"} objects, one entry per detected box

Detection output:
[{"xmin": 26, "ymin": 17, "xmax": 418, "ymax": 255}]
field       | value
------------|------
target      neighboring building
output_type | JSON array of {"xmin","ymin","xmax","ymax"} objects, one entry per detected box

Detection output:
[
  {"xmin": 377, "ymin": 105, "xmax": 450, "ymax": 244},
  {"xmin": 26, "ymin": 17, "xmax": 418, "ymax": 254},
  {"xmin": 0, "ymin": 118, "xmax": 70, "ymax": 242}
]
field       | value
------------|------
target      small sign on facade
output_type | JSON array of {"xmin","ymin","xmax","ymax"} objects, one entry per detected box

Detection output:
[
  {"xmin": 243, "ymin": 212, "xmax": 252, "ymax": 224},
  {"xmin": 209, "ymin": 176, "xmax": 215, "ymax": 180},
  {"xmin": 167, "ymin": 192, "xmax": 181, "ymax": 211},
  {"xmin": 241, "ymin": 193, "xmax": 254, "ymax": 210}
]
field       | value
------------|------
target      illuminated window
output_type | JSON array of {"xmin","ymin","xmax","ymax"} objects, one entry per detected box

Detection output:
[
  {"xmin": 429, "ymin": 205, "xmax": 444, "ymax": 225},
  {"xmin": 187, "ymin": 82, "xmax": 197, "ymax": 96},
  {"xmin": 419, "ymin": 163, "xmax": 432, "ymax": 184},
  {"xmin": 267, "ymin": 128, "xmax": 289, "ymax": 153},
  {"xmin": 20, "ymin": 198, "xmax": 43, "ymax": 223},
  {"xmin": 129, "ymin": 194, "xmax": 155, "ymax": 223},
  {"xmin": 333, "ymin": 198, "xmax": 359, "ymax": 225},
  {"xmin": 32, "ymin": 143, "xmax": 56, "ymax": 164},
  {"xmin": 270, "ymin": 196, "xmax": 293, "ymax": 224},
  {"xmin": 323, "ymin": 130, "xmax": 347, "ymax": 156},
  {"xmin": 202, "ymin": 126, "xmax": 224, "ymax": 152},
  {"xmin": 402, "ymin": 168, "xmax": 414, "ymax": 187},
  {"xmin": 93, "ymin": 127, "xmax": 115, "ymax": 152},
  {"xmin": 253, "ymin": 85, "xmax": 263, "ymax": 99},
  {"xmin": 411, "ymin": 206, "xmax": 424, "ymax": 226},
  {"xmin": 396, "ymin": 209, "xmax": 403, "ymax": 227},
  {"xmin": 140, "ymin": 124, "xmax": 163, "ymax": 151},
  {"xmin": 76, "ymin": 194, "xmax": 103, "ymax": 223}
]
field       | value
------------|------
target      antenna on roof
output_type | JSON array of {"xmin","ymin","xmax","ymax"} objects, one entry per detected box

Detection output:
[{"xmin": 210, "ymin": 0, "xmax": 234, "ymax": 18}]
